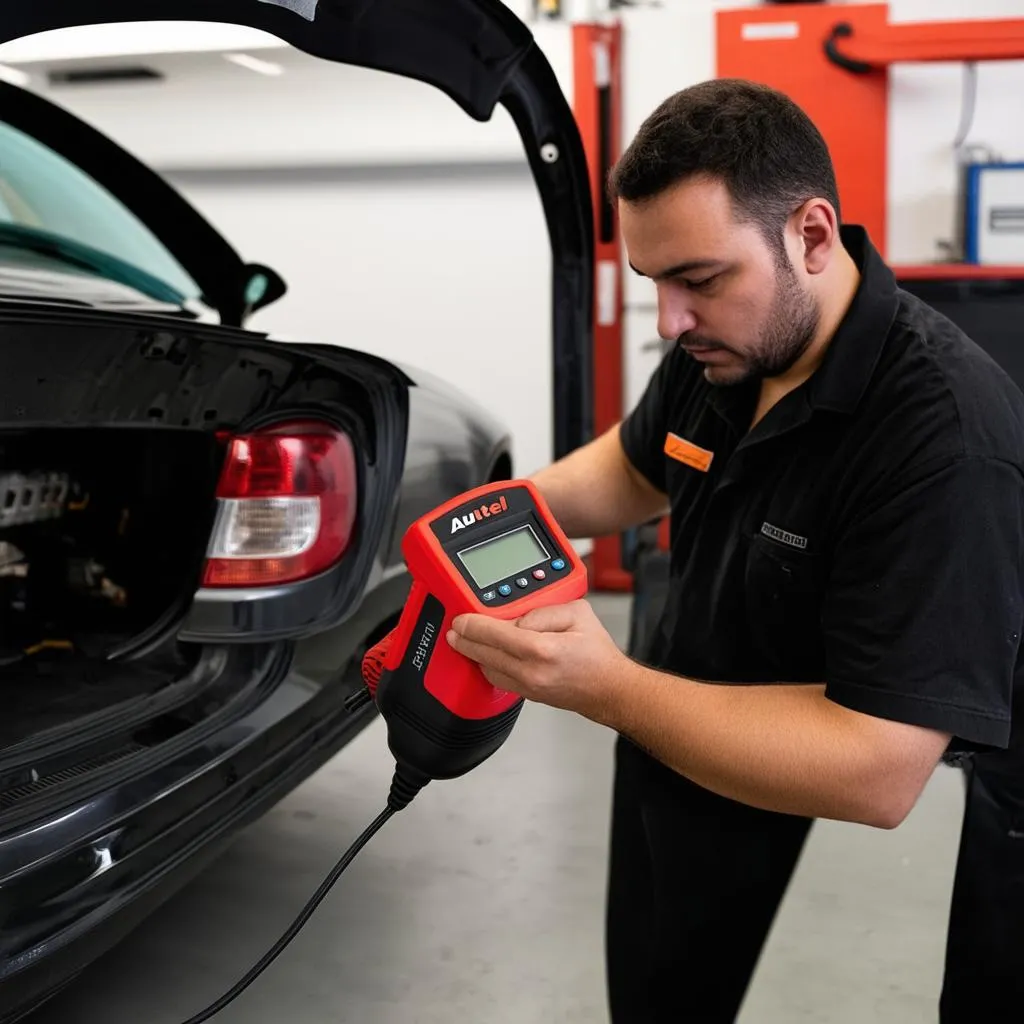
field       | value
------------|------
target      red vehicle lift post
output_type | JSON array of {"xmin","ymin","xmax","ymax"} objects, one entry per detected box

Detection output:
[{"xmin": 572, "ymin": 19, "xmax": 632, "ymax": 591}]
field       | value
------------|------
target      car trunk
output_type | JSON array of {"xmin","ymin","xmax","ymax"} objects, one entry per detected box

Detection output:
[
  {"xmin": 0, "ymin": 305, "xmax": 407, "ymax": 798},
  {"xmin": 0, "ymin": 424, "xmax": 221, "ymax": 751}
]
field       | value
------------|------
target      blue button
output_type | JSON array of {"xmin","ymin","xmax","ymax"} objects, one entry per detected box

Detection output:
[
  {"xmin": 551, "ymin": 558, "xmax": 565, "ymax": 571},
  {"xmin": 482, "ymin": 590, "xmax": 497, "ymax": 602},
  {"xmin": 498, "ymin": 584, "xmax": 512, "ymax": 596}
]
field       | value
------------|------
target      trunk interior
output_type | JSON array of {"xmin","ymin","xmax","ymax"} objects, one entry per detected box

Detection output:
[{"xmin": 0, "ymin": 425, "xmax": 222, "ymax": 751}]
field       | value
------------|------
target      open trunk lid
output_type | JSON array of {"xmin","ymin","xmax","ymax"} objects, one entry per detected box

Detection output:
[{"xmin": 0, "ymin": 0, "xmax": 595, "ymax": 459}]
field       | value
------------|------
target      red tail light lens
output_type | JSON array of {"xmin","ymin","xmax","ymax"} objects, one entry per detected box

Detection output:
[{"xmin": 202, "ymin": 420, "xmax": 357, "ymax": 588}]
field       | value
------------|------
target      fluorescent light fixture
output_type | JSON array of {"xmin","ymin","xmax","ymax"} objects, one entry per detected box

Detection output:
[
  {"xmin": 0, "ymin": 23, "xmax": 286, "ymax": 64},
  {"xmin": 224, "ymin": 52, "xmax": 284, "ymax": 75},
  {"xmin": 0, "ymin": 63, "xmax": 30, "ymax": 86}
]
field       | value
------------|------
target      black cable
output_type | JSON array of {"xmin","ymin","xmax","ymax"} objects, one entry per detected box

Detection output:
[{"xmin": 178, "ymin": 762, "xmax": 427, "ymax": 1024}]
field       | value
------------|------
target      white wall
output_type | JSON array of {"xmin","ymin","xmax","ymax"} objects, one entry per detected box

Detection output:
[
  {"xmin": 2, "ymin": 2, "xmax": 1022, "ymax": 470},
  {"xmin": 3, "ymin": 40, "xmax": 568, "ymax": 171},
  {"xmin": 167, "ymin": 165, "xmax": 555, "ymax": 478}
]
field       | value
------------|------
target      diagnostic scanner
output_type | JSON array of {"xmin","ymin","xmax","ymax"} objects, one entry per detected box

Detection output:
[{"xmin": 362, "ymin": 479, "xmax": 588, "ymax": 784}]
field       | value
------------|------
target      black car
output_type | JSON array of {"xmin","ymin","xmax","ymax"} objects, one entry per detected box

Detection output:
[{"xmin": 0, "ymin": 2, "xmax": 594, "ymax": 1019}]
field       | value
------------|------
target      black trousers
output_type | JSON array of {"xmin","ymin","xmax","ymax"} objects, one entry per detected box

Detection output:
[
  {"xmin": 604, "ymin": 735, "xmax": 1024, "ymax": 1023},
  {"xmin": 940, "ymin": 752, "xmax": 1024, "ymax": 1020}
]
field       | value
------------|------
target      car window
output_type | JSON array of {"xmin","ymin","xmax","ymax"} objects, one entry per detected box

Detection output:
[{"xmin": 0, "ymin": 118, "xmax": 203, "ymax": 302}]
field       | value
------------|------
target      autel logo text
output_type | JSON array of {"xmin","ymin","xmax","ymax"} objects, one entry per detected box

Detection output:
[{"xmin": 450, "ymin": 495, "xmax": 508, "ymax": 535}]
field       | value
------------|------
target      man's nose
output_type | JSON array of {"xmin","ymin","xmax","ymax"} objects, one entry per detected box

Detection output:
[{"xmin": 657, "ymin": 289, "xmax": 698, "ymax": 341}]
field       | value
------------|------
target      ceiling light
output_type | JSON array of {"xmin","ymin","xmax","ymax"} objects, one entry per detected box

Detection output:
[
  {"xmin": 224, "ymin": 52, "xmax": 284, "ymax": 76},
  {"xmin": 0, "ymin": 63, "xmax": 30, "ymax": 87},
  {"xmin": 0, "ymin": 23, "xmax": 286, "ymax": 64}
]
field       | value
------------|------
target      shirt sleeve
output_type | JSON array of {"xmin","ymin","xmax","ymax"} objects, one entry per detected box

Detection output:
[
  {"xmin": 823, "ymin": 454, "xmax": 1024, "ymax": 751},
  {"xmin": 618, "ymin": 347, "xmax": 680, "ymax": 494}
]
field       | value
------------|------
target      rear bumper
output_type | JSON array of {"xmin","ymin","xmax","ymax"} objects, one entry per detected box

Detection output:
[{"xmin": 0, "ymin": 645, "xmax": 377, "ymax": 1023}]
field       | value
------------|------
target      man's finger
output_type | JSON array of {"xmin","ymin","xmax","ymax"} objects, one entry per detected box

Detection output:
[
  {"xmin": 450, "ymin": 613, "xmax": 539, "ymax": 657},
  {"xmin": 446, "ymin": 626, "xmax": 527, "ymax": 681},
  {"xmin": 515, "ymin": 601, "xmax": 586, "ymax": 634}
]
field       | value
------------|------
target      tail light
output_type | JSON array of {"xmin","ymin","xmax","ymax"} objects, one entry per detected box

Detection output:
[{"xmin": 202, "ymin": 420, "xmax": 357, "ymax": 588}]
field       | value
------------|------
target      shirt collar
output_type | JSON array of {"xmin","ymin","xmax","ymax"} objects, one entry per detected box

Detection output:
[{"xmin": 806, "ymin": 224, "xmax": 900, "ymax": 415}]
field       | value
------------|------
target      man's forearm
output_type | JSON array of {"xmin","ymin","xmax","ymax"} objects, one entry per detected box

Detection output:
[
  {"xmin": 597, "ymin": 663, "xmax": 948, "ymax": 828},
  {"xmin": 529, "ymin": 425, "xmax": 669, "ymax": 538}
]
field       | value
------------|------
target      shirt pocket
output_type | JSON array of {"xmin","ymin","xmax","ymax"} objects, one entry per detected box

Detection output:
[{"xmin": 744, "ymin": 532, "xmax": 826, "ymax": 679}]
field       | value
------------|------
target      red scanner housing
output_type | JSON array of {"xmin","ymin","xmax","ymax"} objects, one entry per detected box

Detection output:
[{"xmin": 363, "ymin": 479, "xmax": 588, "ymax": 781}]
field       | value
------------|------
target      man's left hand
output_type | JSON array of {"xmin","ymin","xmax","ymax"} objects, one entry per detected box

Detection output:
[{"xmin": 446, "ymin": 599, "xmax": 631, "ymax": 721}]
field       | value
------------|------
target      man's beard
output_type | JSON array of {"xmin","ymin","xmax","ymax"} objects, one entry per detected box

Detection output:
[{"xmin": 681, "ymin": 264, "xmax": 820, "ymax": 385}]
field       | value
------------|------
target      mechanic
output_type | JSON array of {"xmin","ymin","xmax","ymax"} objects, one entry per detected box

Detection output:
[{"xmin": 447, "ymin": 79, "xmax": 1024, "ymax": 1022}]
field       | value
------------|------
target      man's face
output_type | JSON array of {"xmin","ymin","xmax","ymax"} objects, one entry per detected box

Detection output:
[{"xmin": 620, "ymin": 175, "xmax": 821, "ymax": 387}]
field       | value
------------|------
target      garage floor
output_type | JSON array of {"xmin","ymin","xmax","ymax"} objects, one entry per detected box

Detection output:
[{"xmin": 28, "ymin": 594, "xmax": 966, "ymax": 1024}]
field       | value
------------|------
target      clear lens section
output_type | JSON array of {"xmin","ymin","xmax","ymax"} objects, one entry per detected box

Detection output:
[{"xmin": 207, "ymin": 497, "xmax": 320, "ymax": 559}]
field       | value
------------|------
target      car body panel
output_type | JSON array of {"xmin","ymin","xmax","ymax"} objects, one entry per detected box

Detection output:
[{"xmin": 0, "ymin": 630, "xmax": 387, "ymax": 1023}]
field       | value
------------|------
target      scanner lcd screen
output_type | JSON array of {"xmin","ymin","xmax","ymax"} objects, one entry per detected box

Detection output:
[{"xmin": 458, "ymin": 525, "xmax": 549, "ymax": 589}]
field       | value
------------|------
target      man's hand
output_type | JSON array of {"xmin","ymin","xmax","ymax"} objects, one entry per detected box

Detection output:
[
  {"xmin": 446, "ymin": 600, "xmax": 633, "ymax": 723},
  {"xmin": 448, "ymin": 599, "xmax": 950, "ymax": 829}
]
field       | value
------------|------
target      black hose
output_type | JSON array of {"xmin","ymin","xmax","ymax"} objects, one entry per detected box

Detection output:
[
  {"xmin": 177, "ymin": 762, "xmax": 427, "ymax": 1023},
  {"xmin": 823, "ymin": 23, "xmax": 873, "ymax": 75}
]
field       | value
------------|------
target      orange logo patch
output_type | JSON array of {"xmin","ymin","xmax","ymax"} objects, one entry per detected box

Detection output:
[{"xmin": 664, "ymin": 432, "xmax": 714, "ymax": 473}]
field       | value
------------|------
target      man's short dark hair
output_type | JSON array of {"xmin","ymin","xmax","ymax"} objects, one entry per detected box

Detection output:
[{"xmin": 608, "ymin": 79, "xmax": 841, "ymax": 260}]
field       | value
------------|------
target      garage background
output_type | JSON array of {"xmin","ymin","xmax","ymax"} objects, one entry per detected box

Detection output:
[
  {"xmin": 2, "ymin": 3, "xmax": 1021, "ymax": 1021},
  {"xmin": 6, "ymin": 0, "xmax": 1022, "ymax": 480}
]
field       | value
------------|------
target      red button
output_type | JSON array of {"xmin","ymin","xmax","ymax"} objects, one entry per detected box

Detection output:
[{"xmin": 533, "ymin": 569, "xmax": 546, "ymax": 580}]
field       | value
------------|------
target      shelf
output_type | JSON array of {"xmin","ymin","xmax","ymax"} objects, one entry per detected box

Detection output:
[
  {"xmin": 826, "ymin": 17, "xmax": 1024, "ymax": 72},
  {"xmin": 894, "ymin": 264, "xmax": 1024, "ymax": 280}
]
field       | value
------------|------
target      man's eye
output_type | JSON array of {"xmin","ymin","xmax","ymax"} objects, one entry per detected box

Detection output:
[{"xmin": 686, "ymin": 276, "xmax": 718, "ymax": 291}]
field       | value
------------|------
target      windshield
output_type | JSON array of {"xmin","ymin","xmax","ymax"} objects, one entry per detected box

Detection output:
[{"xmin": 0, "ymin": 118, "xmax": 203, "ymax": 303}]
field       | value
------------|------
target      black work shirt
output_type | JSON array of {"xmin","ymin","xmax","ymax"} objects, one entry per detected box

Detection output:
[{"xmin": 620, "ymin": 225, "xmax": 1024, "ymax": 755}]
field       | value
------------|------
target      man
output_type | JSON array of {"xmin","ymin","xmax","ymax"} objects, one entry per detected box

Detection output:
[{"xmin": 447, "ymin": 79, "xmax": 1024, "ymax": 1021}]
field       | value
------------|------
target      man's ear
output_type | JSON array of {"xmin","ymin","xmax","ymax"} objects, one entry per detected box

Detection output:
[{"xmin": 791, "ymin": 198, "xmax": 839, "ymax": 275}]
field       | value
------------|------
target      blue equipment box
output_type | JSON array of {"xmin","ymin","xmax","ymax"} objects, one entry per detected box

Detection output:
[{"xmin": 964, "ymin": 162, "xmax": 1024, "ymax": 264}]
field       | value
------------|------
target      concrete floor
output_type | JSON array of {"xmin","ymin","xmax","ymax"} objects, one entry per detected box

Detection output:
[{"xmin": 29, "ymin": 594, "xmax": 966, "ymax": 1024}]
